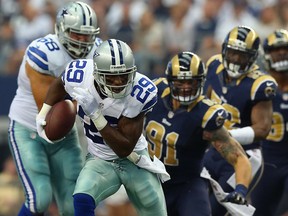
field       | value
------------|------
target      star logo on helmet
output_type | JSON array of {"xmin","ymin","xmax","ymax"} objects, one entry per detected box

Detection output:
[
  {"xmin": 93, "ymin": 51, "xmax": 100, "ymax": 58},
  {"xmin": 61, "ymin": 9, "xmax": 68, "ymax": 18}
]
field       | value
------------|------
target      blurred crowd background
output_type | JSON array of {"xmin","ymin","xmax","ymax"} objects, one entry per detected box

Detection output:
[{"xmin": 0, "ymin": 0, "xmax": 287, "ymax": 215}]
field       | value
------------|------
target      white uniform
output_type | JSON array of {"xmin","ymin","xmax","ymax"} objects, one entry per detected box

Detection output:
[
  {"xmin": 62, "ymin": 59, "xmax": 156, "ymax": 160},
  {"xmin": 9, "ymin": 34, "xmax": 102, "ymax": 130},
  {"xmin": 8, "ymin": 34, "xmax": 102, "ymax": 215},
  {"xmin": 62, "ymin": 59, "xmax": 167, "ymax": 216}
]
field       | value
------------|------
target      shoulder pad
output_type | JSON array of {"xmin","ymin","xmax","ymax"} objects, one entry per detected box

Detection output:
[
  {"xmin": 206, "ymin": 54, "xmax": 222, "ymax": 67},
  {"xmin": 123, "ymin": 74, "xmax": 158, "ymax": 118},
  {"xmin": 27, "ymin": 36, "xmax": 61, "ymax": 73},
  {"xmin": 251, "ymin": 75, "xmax": 277, "ymax": 101},
  {"xmin": 202, "ymin": 104, "xmax": 227, "ymax": 130},
  {"xmin": 63, "ymin": 59, "xmax": 94, "ymax": 94},
  {"xmin": 246, "ymin": 66, "xmax": 266, "ymax": 80}
]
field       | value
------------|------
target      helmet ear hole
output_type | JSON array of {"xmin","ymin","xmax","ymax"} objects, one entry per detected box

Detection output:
[
  {"xmin": 166, "ymin": 52, "xmax": 206, "ymax": 105},
  {"xmin": 93, "ymin": 39, "xmax": 137, "ymax": 99},
  {"xmin": 55, "ymin": 1, "xmax": 100, "ymax": 58}
]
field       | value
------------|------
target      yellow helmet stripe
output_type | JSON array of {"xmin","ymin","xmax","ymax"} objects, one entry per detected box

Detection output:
[
  {"xmin": 245, "ymin": 30, "xmax": 258, "ymax": 49},
  {"xmin": 190, "ymin": 55, "xmax": 200, "ymax": 76},
  {"xmin": 171, "ymin": 55, "xmax": 180, "ymax": 76},
  {"xmin": 228, "ymin": 27, "xmax": 238, "ymax": 44},
  {"xmin": 267, "ymin": 33, "xmax": 277, "ymax": 46}
]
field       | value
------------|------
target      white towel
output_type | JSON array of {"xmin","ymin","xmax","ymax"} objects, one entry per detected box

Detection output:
[
  {"xmin": 127, "ymin": 152, "xmax": 171, "ymax": 183},
  {"xmin": 201, "ymin": 167, "xmax": 255, "ymax": 216}
]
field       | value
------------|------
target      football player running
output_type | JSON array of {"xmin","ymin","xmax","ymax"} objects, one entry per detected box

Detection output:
[
  {"xmin": 251, "ymin": 29, "xmax": 288, "ymax": 216},
  {"xmin": 144, "ymin": 51, "xmax": 252, "ymax": 216},
  {"xmin": 8, "ymin": 2, "xmax": 102, "ymax": 215},
  {"xmin": 36, "ymin": 39, "xmax": 168, "ymax": 216},
  {"xmin": 203, "ymin": 25, "xmax": 277, "ymax": 216}
]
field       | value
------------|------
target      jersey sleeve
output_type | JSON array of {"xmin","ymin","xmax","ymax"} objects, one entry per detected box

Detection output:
[
  {"xmin": 61, "ymin": 59, "xmax": 94, "ymax": 95},
  {"xmin": 123, "ymin": 74, "xmax": 158, "ymax": 118},
  {"xmin": 251, "ymin": 75, "xmax": 277, "ymax": 101},
  {"xmin": 26, "ymin": 36, "xmax": 62, "ymax": 76},
  {"xmin": 202, "ymin": 104, "xmax": 227, "ymax": 131}
]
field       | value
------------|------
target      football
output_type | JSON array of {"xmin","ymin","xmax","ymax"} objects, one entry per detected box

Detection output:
[{"xmin": 45, "ymin": 100, "xmax": 76, "ymax": 141}]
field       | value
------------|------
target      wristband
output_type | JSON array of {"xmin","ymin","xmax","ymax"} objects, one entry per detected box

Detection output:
[
  {"xmin": 91, "ymin": 109, "xmax": 108, "ymax": 131},
  {"xmin": 39, "ymin": 103, "xmax": 52, "ymax": 117},
  {"xmin": 235, "ymin": 184, "xmax": 248, "ymax": 197},
  {"xmin": 229, "ymin": 126, "xmax": 255, "ymax": 145}
]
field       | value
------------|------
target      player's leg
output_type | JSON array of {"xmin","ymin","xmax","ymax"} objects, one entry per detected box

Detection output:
[
  {"xmin": 204, "ymin": 147, "xmax": 235, "ymax": 216},
  {"xmin": 251, "ymin": 161, "xmax": 288, "ymax": 216},
  {"xmin": 49, "ymin": 127, "xmax": 83, "ymax": 216},
  {"xmin": 163, "ymin": 178, "xmax": 211, "ymax": 216},
  {"xmin": 8, "ymin": 121, "xmax": 53, "ymax": 215},
  {"xmin": 123, "ymin": 149, "xmax": 167, "ymax": 216},
  {"xmin": 73, "ymin": 154, "xmax": 122, "ymax": 216},
  {"xmin": 161, "ymin": 182, "xmax": 177, "ymax": 216},
  {"xmin": 251, "ymin": 161, "xmax": 280, "ymax": 216},
  {"xmin": 104, "ymin": 185, "xmax": 137, "ymax": 216}
]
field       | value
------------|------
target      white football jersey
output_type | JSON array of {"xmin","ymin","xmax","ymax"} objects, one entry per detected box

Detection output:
[
  {"xmin": 63, "ymin": 59, "xmax": 158, "ymax": 160},
  {"xmin": 9, "ymin": 34, "xmax": 102, "ymax": 130}
]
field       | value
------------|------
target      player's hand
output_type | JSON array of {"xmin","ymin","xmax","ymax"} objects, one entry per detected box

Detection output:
[
  {"xmin": 221, "ymin": 184, "xmax": 248, "ymax": 205},
  {"xmin": 71, "ymin": 87, "xmax": 100, "ymax": 120},
  {"xmin": 36, "ymin": 111, "xmax": 53, "ymax": 144}
]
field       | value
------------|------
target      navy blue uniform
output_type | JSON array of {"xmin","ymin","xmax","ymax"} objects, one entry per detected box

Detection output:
[
  {"xmin": 203, "ymin": 54, "xmax": 277, "ymax": 216},
  {"xmin": 144, "ymin": 78, "xmax": 228, "ymax": 216},
  {"xmin": 251, "ymin": 89, "xmax": 288, "ymax": 216}
]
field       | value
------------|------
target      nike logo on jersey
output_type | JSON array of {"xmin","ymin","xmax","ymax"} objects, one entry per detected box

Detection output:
[
  {"xmin": 280, "ymin": 103, "xmax": 288, "ymax": 109},
  {"xmin": 266, "ymin": 82, "xmax": 274, "ymax": 86},
  {"xmin": 217, "ymin": 110, "xmax": 224, "ymax": 116},
  {"xmin": 162, "ymin": 118, "xmax": 172, "ymax": 126}
]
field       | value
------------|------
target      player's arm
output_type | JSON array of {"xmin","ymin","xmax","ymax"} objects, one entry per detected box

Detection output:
[
  {"xmin": 203, "ymin": 127, "xmax": 252, "ymax": 187},
  {"xmin": 229, "ymin": 74, "xmax": 276, "ymax": 145},
  {"xmin": 26, "ymin": 63, "xmax": 56, "ymax": 111},
  {"xmin": 250, "ymin": 100, "xmax": 273, "ymax": 141},
  {"xmin": 100, "ymin": 113, "xmax": 146, "ymax": 158},
  {"xmin": 36, "ymin": 75, "xmax": 69, "ymax": 143},
  {"xmin": 44, "ymin": 75, "xmax": 68, "ymax": 105},
  {"xmin": 203, "ymin": 126, "xmax": 252, "ymax": 204}
]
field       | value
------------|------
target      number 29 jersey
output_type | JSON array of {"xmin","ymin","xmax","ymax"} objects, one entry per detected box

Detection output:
[
  {"xmin": 62, "ymin": 59, "xmax": 158, "ymax": 160},
  {"xmin": 144, "ymin": 78, "xmax": 228, "ymax": 183}
]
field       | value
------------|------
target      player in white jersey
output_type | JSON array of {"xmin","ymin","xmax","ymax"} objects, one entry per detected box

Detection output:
[
  {"xmin": 36, "ymin": 39, "xmax": 168, "ymax": 216},
  {"xmin": 8, "ymin": 2, "xmax": 102, "ymax": 215}
]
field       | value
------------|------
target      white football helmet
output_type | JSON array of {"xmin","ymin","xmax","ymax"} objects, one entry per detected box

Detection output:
[
  {"xmin": 93, "ymin": 39, "xmax": 137, "ymax": 99},
  {"xmin": 55, "ymin": 1, "xmax": 100, "ymax": 58}
]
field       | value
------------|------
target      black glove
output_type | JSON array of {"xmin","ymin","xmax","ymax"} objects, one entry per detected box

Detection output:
[{"xmin": 221, "ymin": 184, "xmax": 248, "ymax": 205}]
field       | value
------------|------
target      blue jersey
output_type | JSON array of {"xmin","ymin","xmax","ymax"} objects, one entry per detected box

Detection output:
[
  {"xmin": 262, "ymin": 89, "xmax": 288, "ymax": 159},
  {"xmin": 144, "ymin": 78, "xmax": 227, "ymax": 183},
  {"xmin": 204, "ymin": 54, "xmax": 277, "ymax": 149}
]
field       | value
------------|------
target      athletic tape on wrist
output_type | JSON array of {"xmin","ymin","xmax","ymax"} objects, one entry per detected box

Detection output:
[
  {"xmin": 39, "ymin": 103, "xmax": 52, "ymax": 117},
  {"xmin": 229, "ymin": 126, "xmax": 255, "ymax": 145},
  {"xmin": 92, "ymin": 112, "xmax": 108, "ymax": 131}
]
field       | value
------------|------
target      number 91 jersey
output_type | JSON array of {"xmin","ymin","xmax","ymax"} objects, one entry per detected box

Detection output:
[
  {"xmin": 62, "ymin": 59, "xmax": 158, "ymax": 160},
  {"xmin": 144, "ymin": 78, "xmax": 228, "ymax": 183}
]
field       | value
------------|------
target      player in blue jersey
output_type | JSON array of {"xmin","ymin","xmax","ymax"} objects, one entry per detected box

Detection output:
[
  {"xmin": 8, "ymin": 2, "xmax": 102, "ymax": 215},
  {"xmin": 203, "ymin": 25, "xmax": 278, "ymax": 215},
  {"xmin": 250, "ymin": 29, "xmax": 288, "ymax": 216},
  {"xmin": 36, "ymin": 39, "xmax": 168, "ymax": 216},
  {"xmin": 144, "ymin": 51, "xmax": 252, "ymax": 216}
]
